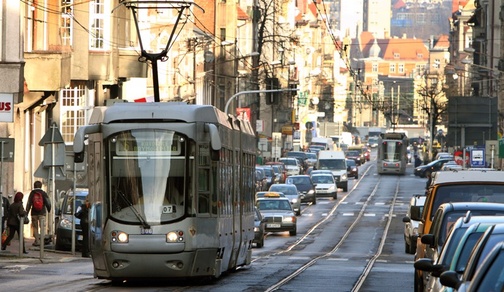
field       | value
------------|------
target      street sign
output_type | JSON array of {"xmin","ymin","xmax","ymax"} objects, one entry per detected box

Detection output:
[
  {"xmin": 0, "ymin": 138, "xmax": 15, "ymax": 162},
  {"xmin": 470, "ymin": 148, "xmax": 485, "ymax": 167}
]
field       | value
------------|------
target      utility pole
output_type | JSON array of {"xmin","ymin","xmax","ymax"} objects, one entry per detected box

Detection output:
[{"xmin": 251, "ymin": 0, "xmax": 260, "ymax": 133}]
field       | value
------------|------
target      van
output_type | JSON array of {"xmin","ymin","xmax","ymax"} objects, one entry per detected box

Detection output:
[
  {"xmin": 310, "ymin": 137, "xmax": 334, "ymax": 151},
  {"xmin": 415, "ymin": 170, "xmax": 504, "ymax": 261},
  {"xmin": 316, "ymin": 150, "xmax": 348, "ymax": 192}
]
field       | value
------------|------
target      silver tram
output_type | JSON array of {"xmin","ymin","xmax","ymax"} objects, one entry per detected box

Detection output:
[
  {"xmin": 73, "ymin": 102, "xmax": 256, "ymax": 281},
  {"xmin": 376, "ymin": 132, "xmax": 408, "ymax": 175}
]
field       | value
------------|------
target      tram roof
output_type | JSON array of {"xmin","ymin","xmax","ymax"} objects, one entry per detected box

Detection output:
[
  {"xmin": 431, "ymin": 170, "xmax": 504, "ymax": 185},
  {"xmin": 91, "ymin": 102, "xmax": 231, "ymax": 126}
]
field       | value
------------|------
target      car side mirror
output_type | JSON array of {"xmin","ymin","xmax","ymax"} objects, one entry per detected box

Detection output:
[{"xmin": 410, "ymin": 206, "xmax": 422, "ymax": 221}]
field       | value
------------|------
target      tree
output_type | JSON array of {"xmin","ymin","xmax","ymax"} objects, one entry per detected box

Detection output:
[{"xmin": 416, "ymin": 73, "xmax": 448, "ymax": 157}]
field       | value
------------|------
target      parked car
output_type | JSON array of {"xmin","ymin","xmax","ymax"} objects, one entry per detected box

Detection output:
[
  {"xmin": 440, "ymin": 223, "xmax": 504, "ymax": 291},
  {"xmin": 55, "ymin": 188, "xmax": 89, "ymax": 251},
  {"xmin": 285, "ymin": 175, "xmax": 317, "ymax": 204},
  {"xmin": 345, "ymin": 159, "xmax": 359, "ymax": 179},
  {"xmin": 441, "ymin": 160, "xmax": 463, "ymax": 171},
  {"xmin": 414, "ymin": 158, "xmax": 453, "ymax": 178},
  {"xmin": 253, "ymin": 207, "xmax": 265, "ymax": 248},
  {"xmin": 269, "ymin": 184, "xmax": 302, "ymax": 216},
  {"xmin": 256, "ymin": 195, "xmax": 297, "ymax": 236},
  {"xmin": 402, "ymin": 194, "xmax": 426, "ymax": 254},
  {"xmin": 414, "ymin": 202, "xmax": 504, "ymax": 292},
  {"xmin": 462, "ymin": 241, "xmax": 504, "ymax": 291},
  {"xmin": 415, "ymin": 214, "xmax": 504, "ymax": 292},
  {"xmin": 311, "ymin": 173, "xmax": 338, "ymax": 199}
]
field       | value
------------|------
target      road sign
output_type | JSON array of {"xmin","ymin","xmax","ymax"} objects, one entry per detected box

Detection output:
[
  {"xmin": 0, "ymin": 138, "xmax": 15, "ymax": 162},
  {"xmin": 470, "ymin": 148, "xmax": 485, "ymax": 167}
]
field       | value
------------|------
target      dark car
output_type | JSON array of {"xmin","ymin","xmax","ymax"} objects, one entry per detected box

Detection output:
[
  {"xmin": 253, "ymin": 207, "xmax": 265, "ymax": 248},
  {"xmin": 414, "ymin": 158, "xmax": 453, "ymax": 178},
  {"xmin": 346, "ymin": 159, "xmax": 359, "ymax": 179},
  {"xmin": 285, "ymin": 175, "xmax": 317, "ymax": 205},
  {"xmin": 55, "ymin": 188, "xmax": 89, "ymax": 251},
  {"xmin": 345, "ymin": 150, "xmax": 363, "ymax": 166}
]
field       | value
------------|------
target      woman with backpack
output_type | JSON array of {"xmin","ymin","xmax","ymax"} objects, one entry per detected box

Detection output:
[
  {"xmin": 2, "ymin": 192, "xmax": 28, "ymax": 253},
  {"xmin": 25, "ymin": 181, "xmax": 51, "ymax": 246}
]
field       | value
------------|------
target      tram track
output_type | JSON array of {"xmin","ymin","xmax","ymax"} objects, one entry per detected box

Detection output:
[{"xmin": 259, "ymin": 165, "xmax": 401, "ymax": 292}]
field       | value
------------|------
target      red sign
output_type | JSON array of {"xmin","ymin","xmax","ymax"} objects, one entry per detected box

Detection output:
[
  {"xmin": 454, "ymin": 150, "xmax": 470, "ymax": 165},
  {"xmin": 236, "ymin": 107, "xmax": 250, "ymax": 121}
]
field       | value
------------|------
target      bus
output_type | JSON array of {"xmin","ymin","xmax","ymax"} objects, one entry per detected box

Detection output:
[
  {"xmin": 377, "ymin": 132, "xmax": 408, "ymax": 175},
  {"xmin": 73, "ymin": 102, "xmax": 256, "ymax": 281}
]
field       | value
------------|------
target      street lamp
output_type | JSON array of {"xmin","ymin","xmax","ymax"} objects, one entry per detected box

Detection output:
[{"xmin": 115, "ymin": 0, "xmax": 202, "ymax": 102}]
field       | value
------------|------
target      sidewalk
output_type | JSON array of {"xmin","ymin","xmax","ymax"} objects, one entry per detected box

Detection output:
[{"xmin": 0, "ymin": 234, "xmax": 88, "ymax": 264}]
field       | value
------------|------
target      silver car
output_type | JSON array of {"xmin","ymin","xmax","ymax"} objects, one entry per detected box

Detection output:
[{"xmin": 269, "ymin": 184, "xmax": 302, "ymax": 216}]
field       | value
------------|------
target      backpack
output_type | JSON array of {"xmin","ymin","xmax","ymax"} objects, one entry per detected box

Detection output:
[{"xmin": 32, "ymin": 191, "xmax": 44, "ymax": 212}]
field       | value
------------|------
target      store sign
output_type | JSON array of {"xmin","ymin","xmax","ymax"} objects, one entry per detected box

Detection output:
[{"xmin": 0, "ymin": 94, "xmax": 13, "ymax": 122}]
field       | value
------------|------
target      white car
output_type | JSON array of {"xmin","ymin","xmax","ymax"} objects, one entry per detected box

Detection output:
[
  {"xmin": 402, "ymin": 194, "xmax": 426, "ymax": 254},
  {"xmin": 279, "ymin": 158, "xmax": 301, "ymax": 176},
  {"xmin": 310, "ymin": 174, "xmax": 338, "ymax": 199}
]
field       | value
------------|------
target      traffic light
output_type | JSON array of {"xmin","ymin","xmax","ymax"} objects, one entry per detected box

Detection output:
[{"xmin": 265, "ymin": 77, "xmax": 280, "ymax": 105}]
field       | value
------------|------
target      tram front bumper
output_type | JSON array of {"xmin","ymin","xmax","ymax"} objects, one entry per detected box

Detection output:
[{"xmin": 97, "ymin": 249, "xmax": 220, "ymax": 279}]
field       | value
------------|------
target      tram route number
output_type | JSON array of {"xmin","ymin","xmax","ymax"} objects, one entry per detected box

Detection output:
[{"xmin": 162, "ymin": 205, "xmax": 176, "ymax": 214}]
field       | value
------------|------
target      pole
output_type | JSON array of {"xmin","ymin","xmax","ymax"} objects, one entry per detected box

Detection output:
[
  {"xmin": 0, "ymin": 141, "xmax": 4, "ymax": 239},
  {"xmin": 224, "ymin": 88, "xmax": 299, "ymax": 115},
  {"xmin": 71, "ymin": 161, "xmax": 76, "ymax": 255}
]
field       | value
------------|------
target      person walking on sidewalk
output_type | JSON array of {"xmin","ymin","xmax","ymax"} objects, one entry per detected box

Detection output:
[
  {"xmin": 2, "ymin": 192, "xmax": 28, "ymax": 253},
  {"xmin": 26, "ymin": 181, "xmax": 51, "ymax": 246}
]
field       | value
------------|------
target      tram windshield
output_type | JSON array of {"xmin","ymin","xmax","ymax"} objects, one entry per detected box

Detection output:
[
  {"xmin": 108, "ymin": 129, "xmax": 188, "ymax": 224},
  {"xmin": 381, "ymin": 141, "xmax": 402, "ymax": 162}
]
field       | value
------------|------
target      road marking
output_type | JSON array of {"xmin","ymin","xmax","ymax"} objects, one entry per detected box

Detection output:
[
  {"xmin": 375, "ymin": 202, "xmax": 385, "ymax": 205},
  {"xmin": 342, "ymin": 213, "xmax": 354, "ymax": 216},
  {"xmin": 327, "ymin": 258, "xmax": 349, "ymax": 261},
  {"xmin": 364, "ymin": 213, "xmax": 376, "ymax": 216}
]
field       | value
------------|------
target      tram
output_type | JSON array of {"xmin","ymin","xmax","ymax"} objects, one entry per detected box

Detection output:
[
  {"xmin": 376, "ymin": 132, "xmax": 408, "ymax": 175},
  {"xmin": 73, "ymin": 102, "xmax": 257, "ymax": 281}
]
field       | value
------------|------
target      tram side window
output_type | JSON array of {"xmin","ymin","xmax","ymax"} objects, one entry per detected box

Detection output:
[{"xmin": 198, "ymin": 169, "xmax": 210, "ymax": 214}]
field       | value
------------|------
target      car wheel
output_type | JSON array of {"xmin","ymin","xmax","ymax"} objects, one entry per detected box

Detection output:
[
  {"xmin": 289, "ymin": 229, "xmax": 297, "ymax": 236},
  {"xmin": 257, "ymin": 237, "xmax": 264, "ymax": 248},
  {"xmin": 355, "ymin": 175, "xmax": 359, "ymax": 179},
  {"xmin": 343, "ymin": 184, "xmax": 348, "ymax": 192},
  {"xmin": 333, "ymin": 193, "xmax": 337, "ymax": 200},
  {"xmin": 296, "ymin": 210, "xmax": 301, "ymax": 216},
  {"xmin": 410, "ymin": 240, "xmax": 417, "ymax": 255},
  {"xmin": 312, "ymin": 197, "xmax": 317, "ymax": 205},
  {"xmin": 414, "ymin": 270, "xmax": 424, "ymax": 292}
]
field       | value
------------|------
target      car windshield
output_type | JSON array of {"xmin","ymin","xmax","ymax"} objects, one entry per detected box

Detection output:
[
  {"xmin": 455, "ymin": 233, "xmax": 488, "ymax": 272},
  {"xmin": 286, "ymin": 177, "xmax": 310, "ymax": 185},
  {"xmin": 346, "ymin": 151, "xmax": 360, "ymax": 156},
  {"xmin": 269, "ymin": 185, "xmax": 297, "ymax": 197},
  {"xmin": 306, "ymin": 153, "xmax": 317, "ymax": 159},
  {"xmin": 318, "ymin": 159, "xmax": 346, "ymax": 170},
  {"xmin": 63, "ymin": 193, "xmax": 87, "ymax": 215},
  {"xmin": 280, "ymin": 159, "xmax": 297, "ymax": 166},
  {"xmin": 346, "ymin": 160, "xmax": 356, "ymax": 166},
  {"xmin": 311, "ymin": 175, "xmax": 334, "ymax": 184},
  {"xmin": 258, "ymin": 199, "xmax": 292, "ymax": 211},
  {"xmin": 432, "ymin": 185, "xmax": 504, "ymax": 220},
  {"xmin": 439, "ymin": 227, "xmax": 468, "ymax": 266}
]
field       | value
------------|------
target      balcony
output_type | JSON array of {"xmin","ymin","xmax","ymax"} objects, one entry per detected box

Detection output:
[{"xmin": 24, "ymin": 51, "xmax": 72, "ymax": 91}]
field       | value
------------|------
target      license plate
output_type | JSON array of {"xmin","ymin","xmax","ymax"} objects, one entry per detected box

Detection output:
[
  {"xmin": 267, "ymin": 223, "xmax": 281, "ymax": 228},
  {"xmin": 77, "ymin": 235, "xmax": 83, "ymax": 241}
]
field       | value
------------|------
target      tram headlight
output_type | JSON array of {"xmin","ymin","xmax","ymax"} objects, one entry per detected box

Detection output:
[
  {"xmin": 166, "ymin": 230, "xmax": 184, "ymax": 242},
  {"xmin": 111, "ymin": 231, "xmax": 129, "ymax": 243}
]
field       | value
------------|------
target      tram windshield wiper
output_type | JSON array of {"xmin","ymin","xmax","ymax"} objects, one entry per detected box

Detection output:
[{"xmin": 117, "ymin": 190, "xmax": 151, "ymax": 229}]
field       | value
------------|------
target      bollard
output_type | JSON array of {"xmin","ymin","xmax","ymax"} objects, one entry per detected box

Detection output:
[
  {"xmin": 19, "ymin": 217, "xmax": 24, "ymax": 256},
  {"xmin": 40, "ymin": 217, "xmax": 45, "ymax": 258}
]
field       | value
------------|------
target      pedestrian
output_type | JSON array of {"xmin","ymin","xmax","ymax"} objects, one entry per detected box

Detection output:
[
  {"xmin": 25, "ymin": 181, "xmax": 51, "ymax": 246},
  {"xmin": 75, "ymin": 199, "xmax": 90, "ymax": 257},
  {"xmin": 2, "ymin": 192, "xmax": 28, "ymax": 253},
  {"xmin": 2, "ymin": 194, "xmax": 10, "ymax": 231}
]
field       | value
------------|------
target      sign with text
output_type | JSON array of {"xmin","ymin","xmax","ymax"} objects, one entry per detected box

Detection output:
[{"xmin": 0, "ymin": 93, "xmax": 13, "ymax": 122}]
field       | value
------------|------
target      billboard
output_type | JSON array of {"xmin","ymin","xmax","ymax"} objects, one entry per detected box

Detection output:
[
  {"xmin": 447, "ymin": 96, "xmax": 497, "ymax": 147},
  {"xmin": 0, "ymin": 94, "xmax": 13, "ymax": 122}
]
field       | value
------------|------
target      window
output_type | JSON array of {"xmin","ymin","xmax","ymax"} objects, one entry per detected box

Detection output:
[
  {"xmin": 60, "ymin": 84, "xmax": 92, "ymax": 144},
  {"xmin": 89, "ymin": 0, "xmax": 109, "ymax": 50},
  {"xmin": 61, "ymin": 0, "xmax": 73, "ymax": 45},
  {"xmin": 394, "ymin": 53, "xmax": 400, "ymax": 59},
  {"xmin": 372, "ymin": 63, "xmax": 378, "ymax": 73},
  {"xmin": 389, "ymin": 63, "xmax": 395, "ymax": 73},
  {"xmin": 398, "ymin": 64, "xmax": 405, "ymax": 73}
]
